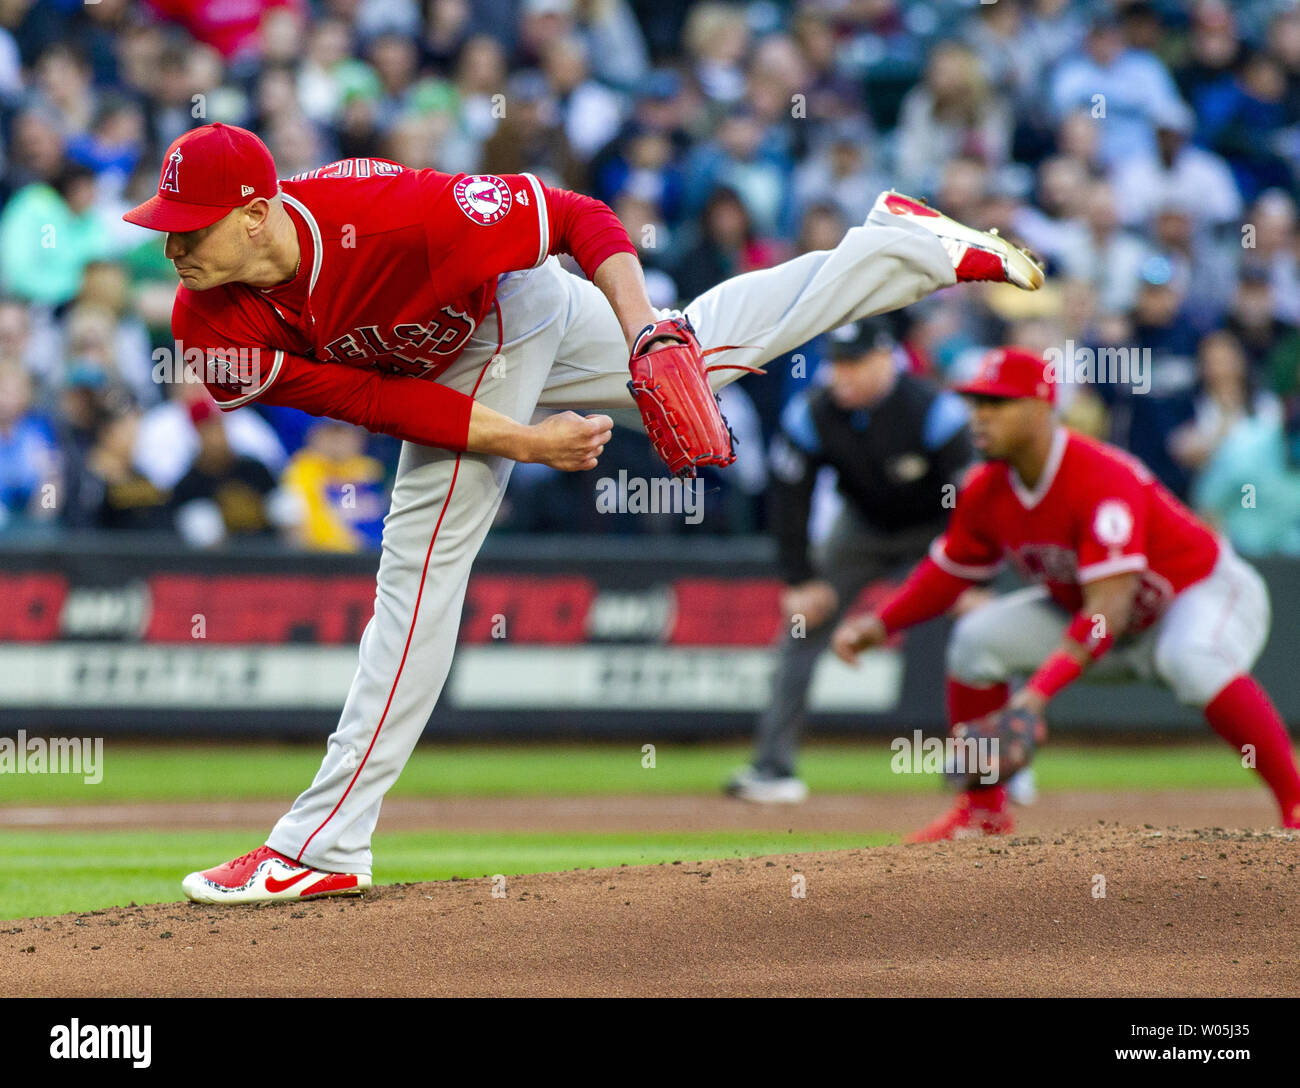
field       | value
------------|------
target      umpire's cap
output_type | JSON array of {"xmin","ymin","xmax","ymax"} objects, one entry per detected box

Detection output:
[{"xmin": 825, "ymin": 316, "xmax": 898, "ymax": 360}]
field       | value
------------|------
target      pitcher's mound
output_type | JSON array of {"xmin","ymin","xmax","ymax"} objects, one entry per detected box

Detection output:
[{"xmin": 4, "ymin": 826, "xmax": 1296, "ymax": 997}]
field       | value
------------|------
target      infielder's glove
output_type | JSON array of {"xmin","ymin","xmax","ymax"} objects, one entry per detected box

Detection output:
[
  {"xmin": 945, "ymin": 705, "xmax": 1046, "ymax": 790},
  {"xmin": 627, "ymin": 315, "xmax": 762, "ymax": 479}
]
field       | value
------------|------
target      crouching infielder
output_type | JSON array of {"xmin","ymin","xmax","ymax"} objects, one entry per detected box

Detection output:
[{"xmin": 832, "ymin": 347, "xmax": 1300, "ymax": 841}]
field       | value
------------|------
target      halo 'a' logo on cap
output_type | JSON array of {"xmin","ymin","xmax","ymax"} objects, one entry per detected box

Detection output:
[{"xmin": 160, "ymin": 149, "xmax": 182, "ymax": 195}]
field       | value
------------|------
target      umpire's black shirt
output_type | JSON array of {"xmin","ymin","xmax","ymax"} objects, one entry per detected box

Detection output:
[{"xmin": 769, "ymin": 371, "xmax": 973, "ymax": 584}]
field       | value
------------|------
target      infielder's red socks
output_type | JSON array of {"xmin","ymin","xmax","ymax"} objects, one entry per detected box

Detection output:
[
  {"xmin": 947, "ymin": 681, "xmax": 1012, "ymax": 816},
  {"xmin": 1204, "ymin": 676, "xmax": 1300, "ymax": 826},
  {"xmin": 946, "ymin": 678, "xmax": 1009, "ymax": 728},
  {"xmin": 967, "ymin": 783, "xmax": 1008, "ymax": 814}
]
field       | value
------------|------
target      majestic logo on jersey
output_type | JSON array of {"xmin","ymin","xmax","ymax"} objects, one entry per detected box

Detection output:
[
  {"xmin": 1093, "ymin": 499, "xmax": 1134, "ymax": 548},
  {"xmin": 454, "ymin": 175, "xmax": 512, "ymax": 225},
  {"xmin": 160, "ymin": 150, "xmax": 183, "ymax": 195}
]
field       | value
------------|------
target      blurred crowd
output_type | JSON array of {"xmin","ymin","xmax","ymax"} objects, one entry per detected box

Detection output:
[{"xmin": 2, "ymin": 0, "xmax": 1300, "ymax": 554}]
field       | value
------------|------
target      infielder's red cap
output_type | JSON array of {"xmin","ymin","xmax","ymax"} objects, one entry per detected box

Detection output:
[
  {"xmin": 123, "ymin": 123, "xmax": 279, "ymax": 233},
  {"xmin": 955, "ymin": 347, "xmax": 1055, "ymax": 405}
]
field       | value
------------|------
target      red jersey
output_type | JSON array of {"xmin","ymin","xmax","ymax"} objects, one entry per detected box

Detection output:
[
  {"xmin": 146, "ymin": 0, "xmax": 304, "ymax": 61},
  {"xmin": 171, "ymin": 159, "xmax": 634, "ymax": 450},
  {"xmin": 931, "ymin": 428, "xmax": 1220, "ymax": 631}
]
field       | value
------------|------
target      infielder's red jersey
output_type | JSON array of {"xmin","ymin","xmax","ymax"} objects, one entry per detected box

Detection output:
[
  {"xmin": 931, "ymin": 428, "xmax": 1219, "ymax": 631},
  {"xmin": 171, "ymin": 159, "xmax": 634, "ymax": 449}
]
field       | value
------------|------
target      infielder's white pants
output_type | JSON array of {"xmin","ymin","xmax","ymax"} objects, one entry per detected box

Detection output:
[
  {"xmin": 267, "ymin": 207, "xmax": 955, "ymax": 873},
  {"xmin": 946, "ymin": 544, "xmax": 1271, "ymax": 709}
]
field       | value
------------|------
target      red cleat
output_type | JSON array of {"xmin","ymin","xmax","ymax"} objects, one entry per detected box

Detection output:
[
  {"xmin": 181, "ymin": 844, "xmax": 371, "ymax": 904},
  {"xmin": 872, "ymin": 190, "xmax": 1045, "ymax": 291},
  {"xmin": 904, "ymin": 793, "xmax": 1015, "ymax": 843}
]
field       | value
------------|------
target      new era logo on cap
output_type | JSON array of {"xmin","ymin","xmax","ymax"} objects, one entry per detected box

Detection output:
[{"xmin": 122, "ymin": 123, "xmax": 279, "ymax": 233}]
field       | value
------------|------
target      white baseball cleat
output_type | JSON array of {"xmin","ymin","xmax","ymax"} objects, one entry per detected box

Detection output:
[
  {"xmin": 871, "ymin": 189, "xmax": 1045, "ymax": 291},
  {"xmin": 725, "ymin": 766, "xmax": 810, "ymax": 804},
  {"xmin": 181, "ymin": 844, "xmax": 371, "ymax": 904}
]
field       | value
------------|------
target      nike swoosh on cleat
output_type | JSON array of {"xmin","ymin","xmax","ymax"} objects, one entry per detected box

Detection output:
[{"xmin": 264, "ymin": 868, "xmax": 316, "ymax": 893}]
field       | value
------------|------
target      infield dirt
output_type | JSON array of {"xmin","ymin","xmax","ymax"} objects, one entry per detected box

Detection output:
[{"xmin": 4, "ymin": 822, "xmax": 1296, "ymax": 997}]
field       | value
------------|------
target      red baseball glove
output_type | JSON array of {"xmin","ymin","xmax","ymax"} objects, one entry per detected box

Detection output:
[
  {"xmin": 626, "ymin": 315, "xmax": 762, "ymax": 479},
  {"xmin": 945, "ymin": 704, "xmax": 1047, "ymax": 789}
]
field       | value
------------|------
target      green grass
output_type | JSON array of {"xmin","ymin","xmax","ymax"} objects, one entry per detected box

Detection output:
[
  {"xmin": 0, "ymin": 739, "xmax": 1269, "ymax": 919},
  {"xmin": 0, "ymin": 829, "xmax": 886, "ymax": 920},
  {"xmin": 0, "ymin": 740, "xmax": 1263, "ymax": 805}
]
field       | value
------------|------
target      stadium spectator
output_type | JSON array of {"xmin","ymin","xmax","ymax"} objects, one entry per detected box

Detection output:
[
  {"xmin": 1171, "ymin": 329, "xmax": 1282, "ymax": 473},
  {"xmin": 682, "ymin": 2, "xmax": 750, "ymax": 109},
  {"xmin": 134, "ymin": 380, "xmax": 285, "ymax": 493},
  {"xmin": 0, "ymin": 359, "xmax": 58, "ymax": 532},
  {"xmin": 67, "ymin": 95, "xmax": 148, "ymax": 204},
  {"xmin": 452, "ymin": 34, "xmax": 509, "ymax": 151},
  {"xmin": 172, "ymin": 397, "xmax": 285, "ymax": 547},
  {"xmin": 1176, "ymin": 0, "xmax": 1243, "ymax": 112},
  {"xmin": 1111, "ymin": 98, "xmax": 1242, "ymax": 230},
  {"xmin": 788, "ymin": 9, "xmax": 862, "ymax": 126},
  {"xmin": 1270, "ymin": 7, "xmax": 1300, "ymax": 125},
  {"xmin": 143, "ymin": 0, "xmax": 307, "ymax": 68},
  {"xmin": 541, "ymin": 34, "xmax": 624, "ymax": 160},
  {"xmin": 1184, "ymin": 332, "xmax": 1300, "ymax": 556},
  {"xmin": 1227, "ymin": 267, "xmax": 1298, "ymax": 366},
  {"xmin": 65, "ymin": 403, "xmax": 173, "ymax": 531},
  {"xmin": 672, "ymin": 186, "xmax": 783, "ymax": 304},
  {"xmin": 480, "ymin": 68, "xmax": 585, "ymax": 188},
  {"xmin": 0, "ymin": 163, "xmax": 112, "ymax": 307},
  {"xmin": 1055, "ymin": 179, "xmax": 1152, "ymax": 316},
  {"xmin": 1197, "ymin": 49, "xmax": 1294, "ymax": 203},
  {"xmin": 894, "ymin": 41, "xmax": 1012, "ymax": 199},
  {"xmin": 1243, "ymin": 190, "xmax": 1300, "ymax": 323},
  {"xmin": 281, "ymin": 420, "xmax": 388, "ymax": 552},
  {"xmin": 1149, "ymin": 202, "xmax": 1237, "ymax": 330},
  {"xmin": 792, "ymin": 117, "xmax": 888, "ymax": 226},
  {"xmin": 0, "ymin": 0, "xmax": 1293, "ymax": 550},
  {"xmin": 1049, "ymin": 13, "xmax": 1184, "ymax": 168},
  {"xmin": 682, "ymin": 109, "xmax": 794, "ymax": 239}
]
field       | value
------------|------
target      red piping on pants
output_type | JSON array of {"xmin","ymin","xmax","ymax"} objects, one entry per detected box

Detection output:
[{"xmin": 296, "ymin": 300, "xmax": 505, "ymax": 862}]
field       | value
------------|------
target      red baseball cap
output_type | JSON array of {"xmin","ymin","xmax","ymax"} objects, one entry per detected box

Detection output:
[
  {"xmin": 123, "ymin": 123, "xmax": 279, "ymax": 233},
  {"xmin": 955, "ymin": 347, "xmax": 1056, "ymax": 405}
]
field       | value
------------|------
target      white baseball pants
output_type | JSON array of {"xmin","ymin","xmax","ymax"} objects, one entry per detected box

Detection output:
[
  {"xmin": 267, "ymin": 207, "xmax": 956, "ymax": 873},
  {"xmin": 946, "ymin": 544, "xmax": 1272, "ymax": 708}
]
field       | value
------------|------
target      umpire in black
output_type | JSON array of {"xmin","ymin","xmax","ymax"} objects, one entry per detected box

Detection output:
[{"xmin": 727, "ymin": 316, "xmax": 974, "ymax": 803}]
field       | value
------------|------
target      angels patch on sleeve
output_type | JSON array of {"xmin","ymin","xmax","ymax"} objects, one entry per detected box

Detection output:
[
  {"xmin": 453, "ymin": 175, "xmax": 513, "ymax": 225},
  {"xmin": 1093, "ymin": 498, "xmax": 1135, "ymax": 548}
]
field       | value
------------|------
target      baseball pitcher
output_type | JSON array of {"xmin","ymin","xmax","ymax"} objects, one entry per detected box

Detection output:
[
  {"xmin": 833, "ymin": 348, "xmax": 1300, "ymax": 840},
  {"xmin": 124, "ymin": 123, "xmax": 1043, "ymax": 902}
]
